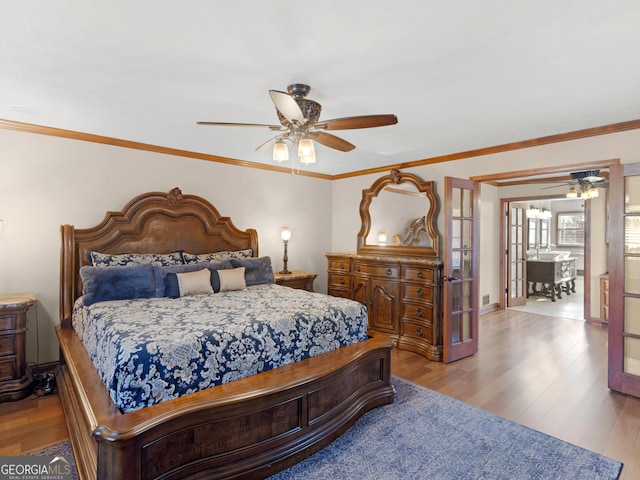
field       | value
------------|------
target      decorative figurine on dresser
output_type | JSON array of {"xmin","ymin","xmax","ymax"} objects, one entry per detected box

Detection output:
[
  {"xmin": 0, "ymin": 293, "xmax": 36, "ymax": 401},
  {"xmin": 326, "ymin": 169, "xmax": 444, "ymax": 361}
]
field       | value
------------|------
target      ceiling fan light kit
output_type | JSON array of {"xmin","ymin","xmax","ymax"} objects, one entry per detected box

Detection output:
[
  {"xmin": 198, "ymin": 84, "xmax": 398, "ymax": 170},
  {"xmin": 540, "ymin": 169, "xmax": 607, "ymax": 199}
]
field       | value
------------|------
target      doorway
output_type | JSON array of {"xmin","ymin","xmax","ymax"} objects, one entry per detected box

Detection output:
[{"xmin": 505, "ymin": 197, "xmax": 586, "ymax": 321}]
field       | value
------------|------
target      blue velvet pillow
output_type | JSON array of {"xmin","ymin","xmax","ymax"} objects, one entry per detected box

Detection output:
[
  {"xmin": 80, "ymin": 264, "xmax": 156, "ymax": 306},
  {"xmin": 152, "ymin": 261, "xmax": 233, "ymax": 297},
  {"xmin": 230, "ymin": 256, "xmax": 275, "ymax": 286}
]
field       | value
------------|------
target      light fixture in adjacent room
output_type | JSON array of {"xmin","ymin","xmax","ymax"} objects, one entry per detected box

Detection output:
[
  {"xmin": 566, "ymin": 186, "xmax": 578, "ymax": 198},
  {"xmin": 280, "ymin": 227, "xmax": 292, "ymax": 275},
  {"xmin": 526, "ymin": 206, "xmax": 540, "ymax": 218}
]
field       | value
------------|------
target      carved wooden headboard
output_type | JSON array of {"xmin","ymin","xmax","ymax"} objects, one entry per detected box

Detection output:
[{"xmin": 59, "ymin": 187, "xmax": 258, "ymax": 327}]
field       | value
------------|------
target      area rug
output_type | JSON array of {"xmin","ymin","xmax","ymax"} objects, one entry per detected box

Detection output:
[
  {"xmin": 26, "ymin": 376, "xmax": 623, "ymax": 480},
  {"xmin": 269, "ymin": 376, "xmax": 623, "ymax": 480},
  {"xmin": 26, "ymin": 440, "xmax": 79, "ymax": 480}
]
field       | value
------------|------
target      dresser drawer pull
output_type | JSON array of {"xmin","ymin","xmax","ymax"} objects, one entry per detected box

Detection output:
[
  {"xmin": 339, "ymin": 277, "xmax": 344, "ymax": 285},
  {"xmin": 415, "ymin": 327, "xmax": 423, "ymax": 337},
  {"xmin": 355, "ymin": 265, "xmax": 361, "ymax": 272},
  {"xmin": 339, "ymin": 263, "xmax": 345, "ymax": 270},
  {"xmin": 416, "ymin": 307, "xmax": 423, "ymax": 317},
  {"xmin": 386, "ymin": 268, "xmax": 393, "ymax": 276},
  {"xmin": 417, "ymin": 288, "xmax": 424, "ymax": 297},
  {"xmin": 418, "ymin": 271, "xmax": 424, "ymax": 279}
]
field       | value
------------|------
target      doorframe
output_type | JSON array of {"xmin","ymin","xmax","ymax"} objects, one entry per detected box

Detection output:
[
  {"xmin": 500, "ymin": 194, "xmax": 594, "ymax": 323},
  {"xmin": 471, "ymin": 158, "xmax": 619, "ymax": 325}
]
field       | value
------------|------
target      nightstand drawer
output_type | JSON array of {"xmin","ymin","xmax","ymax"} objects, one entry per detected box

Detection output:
[
  {"xmin": 0, "ymin": 313, "xmax": 17, "ymax": 332},
  {"xmin": 0, "ymin": 356, "xmax": 17, "ymax": 382},
  {"xmin": 0, "ymin": 336, "xmax": 15, "ymax": 356}
]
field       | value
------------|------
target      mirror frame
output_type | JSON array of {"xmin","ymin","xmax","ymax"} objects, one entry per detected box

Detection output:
[{"xmin": 357, "ymin": 169, "xmax": 440, "ymax": 258}]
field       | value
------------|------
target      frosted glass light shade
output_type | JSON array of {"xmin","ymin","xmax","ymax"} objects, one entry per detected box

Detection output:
[
  {"xmin": 273, "ymin": 141, "xmax": 289, "ymax": 162},
  {"xmin": 280, "ymin": 226, "xmax": 292, "ymax": 241},
  {"xmin": 298, "ymin": 139, "xmax": 314, "ymax": 156}
]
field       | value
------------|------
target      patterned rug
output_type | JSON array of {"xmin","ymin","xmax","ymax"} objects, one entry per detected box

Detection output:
[
  {"xmin": 27, "ymin": 376, "xmax": 623, "ymax": 480},
  {"xmin": 26, "ymin": 440, "xmax": 78, "ymax": 480},
  {"xmin": 269, "ymin": 376, "xmax": 622, "ymax": 480}
]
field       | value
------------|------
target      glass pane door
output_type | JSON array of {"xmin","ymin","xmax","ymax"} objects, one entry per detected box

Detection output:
[{"xmin": 609, "ymin": 163, "xmax": 640, "ymax": 397}]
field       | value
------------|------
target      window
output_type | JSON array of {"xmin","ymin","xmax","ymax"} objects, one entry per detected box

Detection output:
[{"xmin": 557, "ymin": 212, "xmax": 584, "ymax": 246}]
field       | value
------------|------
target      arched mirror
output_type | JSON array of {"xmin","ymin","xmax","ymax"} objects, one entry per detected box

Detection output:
[{"xmin": 357, "ymin": 169, "xmax": 440, "ymax": 258}]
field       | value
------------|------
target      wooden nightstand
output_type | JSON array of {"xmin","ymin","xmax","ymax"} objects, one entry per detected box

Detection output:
[
  {"xmin": 274, "ymin": 271, "xmax": 318, "ymax": 292},
  {"xmin": 0, "ymin": 293, "xmax": 36, "ymax": 402}
]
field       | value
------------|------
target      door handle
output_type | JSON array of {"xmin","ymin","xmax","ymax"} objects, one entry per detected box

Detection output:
[{"xmin": 443, "ymin": 275, "xmax": 459, "ymax": 282}]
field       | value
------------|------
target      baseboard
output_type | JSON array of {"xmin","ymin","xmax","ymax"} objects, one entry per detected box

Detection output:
[
  {"xmin": 29, "ymin": 361, "xmax": 60, "ymax": 375},
  {"xmin": 480, "ymin": 303, "xmax": 500, "ymax": 315}
]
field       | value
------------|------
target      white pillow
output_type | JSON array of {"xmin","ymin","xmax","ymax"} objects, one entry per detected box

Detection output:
[
  {"xmin": 176, "ymin": 269, "xmax": 213, "ymax": 296},
  {"xmin": 218, "ymin": 267, "xmax": 247, "ymax": 292}
]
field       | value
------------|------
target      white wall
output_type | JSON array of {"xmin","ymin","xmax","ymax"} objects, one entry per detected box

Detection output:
[
  {"xmin": 331, "ymin": 128, "xmax": 640, "ymax": 318},
  {"xmin": 0, "ymin": 128, "xmax": 333, "ymax": 365}
]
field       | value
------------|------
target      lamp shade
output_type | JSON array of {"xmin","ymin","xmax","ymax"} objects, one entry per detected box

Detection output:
[
  {"xmin": 273, "ymin": 141, "xmax": 289, "ymax": 162},
  {"xmin": 280, "ymin": 226, "xmax": 292, "ymax": 241}
]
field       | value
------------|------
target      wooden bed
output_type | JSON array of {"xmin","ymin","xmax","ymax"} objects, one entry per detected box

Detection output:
[{"xmin": 56, "ymin": 187, "xmax": 394, "ymax": 480}]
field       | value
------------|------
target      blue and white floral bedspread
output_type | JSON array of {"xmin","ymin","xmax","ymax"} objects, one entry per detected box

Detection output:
[{"xmin": 72, "ymin": 284, "xmax": 368, "ymax": 412}]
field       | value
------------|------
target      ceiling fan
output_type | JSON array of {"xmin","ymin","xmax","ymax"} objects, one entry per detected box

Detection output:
[
  {"xmin": 197, "ymin": 83, "xmax": 398, "ymax": 165},
  {"xmin": 542, "ymin": 170, "xmax": 608, "ymax": 199}
]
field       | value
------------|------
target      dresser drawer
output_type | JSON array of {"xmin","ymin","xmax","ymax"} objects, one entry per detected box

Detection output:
[
  {"xmin": 329, "ymin": 273, "xmax": 351, "ymax": 288},
  {"xmin": 403, "ymin": 303, "xmax": 433, "ymax": 323},
  {"xmin": 403, "ymin": 266, "xmax": 434, "ymax": 284},
  {"xmin": 0, "ymin": 313, "xmax": 17, "ymax": 332},
  {"xmin": 402, "ymin": 284, "xmax": 433, "ymax": 303},
  {"xmin": 328, "ymin": 259, "xmax": 351, "ymax": 272},
  {"xmin": 0, "ymin": 356, "xmax": 17, "ymax": 382},
  {"xmin": 353, "ymin": 263, "xmax": 400, "ymax": 279},
  {"xmin": 0, "ymin": 336, "xmax": 16, "ymax": 357},
  {"xmin": 328, "ymin": 287, "xmax": 351, "ymax": 299},
  {"xmin": 402, "ymin": 320, "xmax": 433, "ymax": 341}
]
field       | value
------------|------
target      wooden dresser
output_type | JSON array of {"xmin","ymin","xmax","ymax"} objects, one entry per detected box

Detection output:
[
  {"xmin": 0, "ymin": 293, "xmax": 36, "ymax": 402},
  {"xmin": 326, "ymin": 253, "xmax": 443, "ymax": 361}
]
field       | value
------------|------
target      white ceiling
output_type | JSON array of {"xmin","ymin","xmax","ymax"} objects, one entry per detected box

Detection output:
[{"xmin": 2, "ymin": 1, "xmax": 640, "ymax": 176}]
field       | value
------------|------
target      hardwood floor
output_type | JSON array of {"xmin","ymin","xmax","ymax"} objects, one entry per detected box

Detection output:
[{"xmin": 1, "ymin": 309, "xmax": 639, "ymax": 478}]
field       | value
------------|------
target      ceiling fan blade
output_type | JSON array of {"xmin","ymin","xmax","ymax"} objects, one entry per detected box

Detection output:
[
  {"xmin": 269, "ymin": 90, "xmax": 305, "ymax": 124},
  {"xmin": 317, "ymin": 114, "xmax": 398, "ymax": 131},
  {"xmin": 197, "ymin": 121, "xmax": 284, "ymax": 131},
  {"xmin": 307, "ymin": 131, "xmax": 355, "ymax": 152},
  {"xmin": 255, "ymin": 136, "xmax": 282, "ymax": 152}
]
